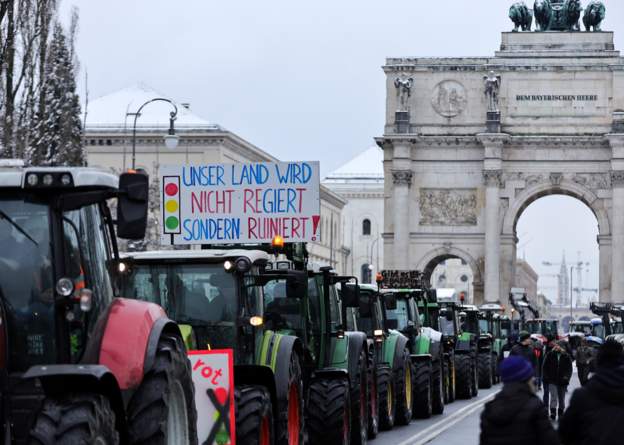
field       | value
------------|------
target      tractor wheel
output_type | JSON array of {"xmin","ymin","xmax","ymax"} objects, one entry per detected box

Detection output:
[
  {"xmin": 412, "ymin": 360, "xmax": 433, "ymax": 419},
  {"xmin": 350, "ymin": 348, "xmax": 369, "ymax": 445},
  {"xmin": 127, "ymin": 333, "xmax": 197, "ymax": 445},
  {"xmin": 366, "ymin": 349, "xmax": 379, "ymax": 439},
  {"xmin": 307, "ymin": 378, "xmax": 351, "ymax": 445},
  {"xmin": 235, "ymin": 385, "xmax": 274, "ymax": 445},
  {"xmin": 454, "ymin": 354, "xmax": 473, "ymax": 399},
  {"xmin": 29, "ymin": 393, "xmax": 119, "ymax": 445},
  {"xmin": 377, "ymin": 366, "xmax": 395, "ymax": 431},
  {"xmin": 471, "ymin": 355, "xmax": 479, "ymax": 398},
  {"xmin": 393, "ymin": 349, "xmax": 413, "ymax": 425},
  {"xmin": 446, "ymin": 354, "xmax": 456, "ymax": 403},
  {"xmin": 277, "ymin": 354, "xmax": 304, "ymax": 445},
  {"xmin": 478, "ymin": 353, "xmax": 493, "ymax": 389},
  {"xmin": 431, "ymin": 360, "xmax": 445, "ymax": 415}
]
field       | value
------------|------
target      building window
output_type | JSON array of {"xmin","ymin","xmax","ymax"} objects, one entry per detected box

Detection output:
[
  {"xmin": 362, "ymin": 219, "xmax": 371, "ymax": 236},
  {"xmin": 361, "ymin": 264, "xmax": 372, "ymax": 284},
  {"xmin": 460, "ymin": 274, "xmax": 469, "ymax": 283}
]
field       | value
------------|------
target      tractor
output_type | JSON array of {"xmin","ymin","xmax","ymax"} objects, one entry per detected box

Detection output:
[
  {"xmin": 478, "ymin": 303, "xmax": 507, "ymax": 384},
  {"xmin": 0, "ymin": 162, "xmax": 196, "ymax": 444},
  {"xmin": 119, "ymin": 248, "xmax": 307, "ymax": 445},
  {"xmin": 436, "ymin": 295, "xmax": 478, "ymax": 400},
  {"xmin": 457, "ymin": 304, "xmax": 496, "ymax": 389},
  {"xmin": 377, "ymin": 270, "xmax": 445, "ymax": 419},
  {"xmin": 345, "ymin": 283, "xmax": 414, "ymax": 434}
]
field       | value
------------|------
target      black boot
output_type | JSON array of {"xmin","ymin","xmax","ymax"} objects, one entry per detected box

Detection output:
[{"xmin": 550, "ymin": 409, "xmax": 556, "ymax": 420}]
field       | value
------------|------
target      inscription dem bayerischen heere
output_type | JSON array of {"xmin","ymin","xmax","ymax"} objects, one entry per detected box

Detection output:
[{"xmin": 516, "ymin": 95, "xmax": 598, "ymax": 101}]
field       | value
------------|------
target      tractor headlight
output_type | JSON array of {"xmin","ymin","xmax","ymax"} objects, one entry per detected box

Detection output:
[
  {"xmin": 42, "ymin": 174, "xmax": 54, "ymax": 186},
  {"xmin": 55, "ymin": 277, "xmax": 74, "ymax": 297},
  {"xmin": 26, "ymin": 174, "xmax": 39, "ymax": 186}
]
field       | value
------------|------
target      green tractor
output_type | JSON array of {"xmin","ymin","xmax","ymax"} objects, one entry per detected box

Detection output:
[
  {"xmin": 377, "ymin": 272, "xmax": 445, "ymax": 419},
  {"xmin": 436, "ymin": 297, "xmax": 479, "ymax": 400},
  {"xmin": 345, "ymin": 283, "xmax": 416, "ymax": 433},
  {"xmin": 479, "ymin": 303, "xmax": 507, "ymax": 385},
  {"xmin": 119, "ymin": 249, "xmax": 307, "ymax": 445},
  {"xmin": 265, "ymin": 260, "xmax": 371, "ymax": 445},
  {"xmin": 459, "ymin": 304, "xmax": 497, "ymax": 389}
]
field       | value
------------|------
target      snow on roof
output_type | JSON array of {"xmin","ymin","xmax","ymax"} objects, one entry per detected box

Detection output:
[
  {"xmin": 84, "ymin": 84, "xmax": 222, "ymax": 132},
  {"xmin": 324, "ymin": 146, "xmax": 384, "ymax": 181}
]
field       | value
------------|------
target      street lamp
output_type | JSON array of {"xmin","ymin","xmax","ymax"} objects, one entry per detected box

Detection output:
[
  {"xmin": 131, "ymin": 98, "xmax": 179, "ymax": 170},
  {"xmin": 370, "ymin": 236, "xmax": 381, "ymax": 271}
]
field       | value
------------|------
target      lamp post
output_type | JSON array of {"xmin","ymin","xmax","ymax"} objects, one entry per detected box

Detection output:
[
  {"xmin": 131, "ymin": 98, "xmax": 179, "ymax": 170},
  {"xmin": 570, "ymin": 265, "xmax": 574, "ymax": 321}
]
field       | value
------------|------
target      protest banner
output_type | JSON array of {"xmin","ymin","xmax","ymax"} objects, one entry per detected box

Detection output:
[
  {"xmin": 160, "ymin": 161, "xmax": 320, "ymax": 245},
  {"xmin": 188, "ymin": 349, "xmax": 235, "ymax": 445}
]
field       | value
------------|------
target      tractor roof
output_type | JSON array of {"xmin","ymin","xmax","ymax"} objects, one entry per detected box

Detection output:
[
  {"xmin": 460, "ymin": 304, "xmax": 479, "ymax": 312},
  {"xmin": 480, "ymin": 303, "xmax": 504, "ymax": 312},
  {"xmin": 0, "ymin": 161, "xmax": 118, "ymax": 190},
  {"xmin": 122, "ymin": 249, "xmax": 270, "ymax": 265},
  {"xmin": 359, "ymin": 284, "xmax": 379, "ymax": 292}
]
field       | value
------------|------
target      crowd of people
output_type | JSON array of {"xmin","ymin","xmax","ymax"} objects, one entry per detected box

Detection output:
[{"xmin": 480, "ymin": 332, "xmax": 624, "ymax": 445}]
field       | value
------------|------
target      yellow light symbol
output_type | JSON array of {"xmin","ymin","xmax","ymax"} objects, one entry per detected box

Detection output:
[{"xmin": 165, "ymin": 200, "xmax": 179, "ymax": 212}]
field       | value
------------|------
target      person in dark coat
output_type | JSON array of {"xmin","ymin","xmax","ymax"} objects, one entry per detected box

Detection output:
[
  {"xmin": 559, "ymin": 338, "xmax": 624, "ymax": 445},
  {"xmin": 542, "ymin": 340, "xmax": 573, "ymax": 419},
  {"xmin": 575, "ymin": 338, "xmax": 594, "ymax": 386},
  {"xmin": 480, "ymin": 356, "xmax": 559, "ymax": 445},
  {"xmin": 510, "ymin": 331, "xmax": 538, "ymax": 370}
]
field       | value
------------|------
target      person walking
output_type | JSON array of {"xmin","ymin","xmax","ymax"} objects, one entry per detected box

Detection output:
[
  {"xmin": 480, "ymin": 356, "xmax": 559, "ymax": 445},
  {"xmin": 575, "ymin": 338, "xmax": 594, "ymax": 386},
  {"xmin": 542, "ymin": 340, "xmax": 573, "ymax": 420},
  {"xmin": 559, "ymin": 338, "xmax": 624, "ymax": 445}
]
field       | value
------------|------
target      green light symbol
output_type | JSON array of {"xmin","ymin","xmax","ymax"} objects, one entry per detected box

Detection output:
[{"xmin": 166, "ymin": 216, "xmax": 179, "ymax": 230}]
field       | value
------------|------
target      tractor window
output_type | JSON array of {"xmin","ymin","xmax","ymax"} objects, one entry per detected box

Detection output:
[
  {"xmin": 386, "ymin": 298, "xmax": 410, "ymax": 331},
  {"xmin": 264, "ymin": 279, "xmax": 304, "ymax": 335},
  {"xmin": 478, "ymin": 319, "xmax": 489, "ymax": 335},
  {"xmin": 0, "ymin": 197, "xmax": 56, "ymax": 371},
  {"xmin": 439, "ymin": 316, "xmax": 455, "ymax": 336},
  {"xmin": 593, "ymin": 324, "xmax": 605, "ymax": 339},
  {"xmin": 328, "ymin": 284, "xmax": 342, "ymax": 332}
]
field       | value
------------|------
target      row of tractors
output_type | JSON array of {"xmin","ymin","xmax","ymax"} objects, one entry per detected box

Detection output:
[{"xmin": 0, "ymin": 164, "xmax": 509, "ymax": 444}]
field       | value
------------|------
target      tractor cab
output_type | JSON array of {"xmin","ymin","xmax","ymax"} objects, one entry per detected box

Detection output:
[{"xmin": 525, "ymin": 319, "xmax": 559, "ymax": 343}]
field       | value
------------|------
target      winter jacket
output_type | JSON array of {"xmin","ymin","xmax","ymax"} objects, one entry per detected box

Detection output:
[
  {"xmin": 510, "ymin": 343, "xmax": 538, "ymax": 372},
  {"xmin": 559, "ymin": 364, "xmax": 624, "ymax": 445},
  {"xmin": 575, "ymin": 345, "xmax": 594, "ymax": 366},
  {"xmin": 480, "ymin": 382, "xmax": 559, "ymax": 445},
  {"xmin": 542, "ymin": 350, "xmax": 573, "ymax": 386}
]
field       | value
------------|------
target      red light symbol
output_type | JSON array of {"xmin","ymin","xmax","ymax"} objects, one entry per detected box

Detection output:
[{"xmin": 165, "ymin": 183, "xmax": 178, "ymax": 196}]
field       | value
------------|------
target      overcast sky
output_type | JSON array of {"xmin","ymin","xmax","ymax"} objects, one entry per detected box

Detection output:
[{"xmin": 58, "ymin": 0, "xmax": 623, "ymax": 303}]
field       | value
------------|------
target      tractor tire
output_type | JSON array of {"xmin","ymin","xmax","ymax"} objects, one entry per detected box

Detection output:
[
  {"xmin": 377, "ymin": 366, "xmax": 395, "ymax": 431},
  {"xmin": 127, "ymin": 333, "xmax": 197, "ymax": 445},
  {"xmin": 446, "ymin": 354, "xmax": 456, "ymax": 404},
  {"xmin": 350, "ymin": 348, "xmax": 369, "ymax": 445},
  {"xmin": 478, "ymin": 353, "xmax": 493, "ymax": 389},
  {"xmin": 307, "ymin": 378, "xmax": 351, "ymax": 445},
  {"xmin": 235, "ymin": 385, "xmax": 274, "ymax": 445},
  {"xmin": 393, "ymin": 349, "xmax": 413, "ymax": 426},
  {"xmin": 431, "ymin": 360, "xmax": 445, "ymax": 415},
  {"xmin": 29, "ymin": 393, "xmax": 119, "ymax": 445},
  {"xmin": 454, "ymin": 354, "xmax": 473, "ymax": 399},
  {"xmin": 412, "ymin": 360, "xmax": 433, "ymax": 419},
  {"xmin": 366, "ymin": 349, "xmax": 379, "ymax": 439},
  {"xmin": 471, "ymin": 355, "xmax": 479, "ymax": 398},
  {"xmin": 277, "ymin": 354, "xmax": 304, "ymax": 445}
]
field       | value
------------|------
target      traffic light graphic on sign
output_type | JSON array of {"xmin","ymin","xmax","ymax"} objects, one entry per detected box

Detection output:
[{"xmin": 163, "ymin": 176, "xmax": 182, "ymax": 235}]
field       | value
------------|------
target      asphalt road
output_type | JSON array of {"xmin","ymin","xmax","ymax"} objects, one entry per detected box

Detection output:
[{"xmin": 373, "ymin": 372, "xmax": 582, "ymax": 445}]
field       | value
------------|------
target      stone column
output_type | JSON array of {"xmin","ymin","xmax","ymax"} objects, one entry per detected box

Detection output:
[
  {"xmin": 609, "ymin": 134, "xmax": 624, "ymax": 302},
  {"xmin": 478, "ymin": 133, "xmax": 509, "ymax": 303},
  {"xmin": 392, "ymin": 169, "xmax": 413, "ymax": 269},
  {"xmin": 484, "ymin": 170, "xmax": 502, "ymax": 303},
  {"xmin": 598, "ymin": 235, "xmax": 612, "ymax": 302}
]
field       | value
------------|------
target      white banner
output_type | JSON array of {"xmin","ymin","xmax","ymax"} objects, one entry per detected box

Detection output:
[
  {"xmin": 188, "ymin": 349, "xmax": 235, "ymax": 445},
  {"xmin": 160, "ymin": 162, "xmax": 320, "ymax": 245}
]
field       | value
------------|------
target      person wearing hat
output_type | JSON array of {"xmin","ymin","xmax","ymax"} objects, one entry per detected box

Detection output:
[
  {"xmin": 480, "ymin": 356, "xmax": 559, "ymax": 445},
  {"xmin": 510, "ymin": 331, "xmax": 538, "ymax": 372}
]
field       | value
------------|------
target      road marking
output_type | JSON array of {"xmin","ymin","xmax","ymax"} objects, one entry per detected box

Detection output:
[{"xmin": 395, "ymin": 391, "xmax": 499, "ymax": 445}]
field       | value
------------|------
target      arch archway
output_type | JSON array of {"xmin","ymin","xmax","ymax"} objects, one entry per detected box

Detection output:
[
  {"xmin": 417, "ymin": 246, "xmax": 484, "ymax": 304},
  {"xmin": 500, "ymin": 179, "xmax": 609, "ymax": 308}
]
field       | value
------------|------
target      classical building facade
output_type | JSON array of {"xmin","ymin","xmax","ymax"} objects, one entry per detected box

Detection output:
[
  {"xmin": 323, "ymin": 146, "xmax": 384, "ymax": 281},
  {"xmin": 378, "ymin": 31, "xmax": 624, "ymax": 305},
  {"xmin": 83, "ymin": 85, "xmax": 347, "ymax": 269}
]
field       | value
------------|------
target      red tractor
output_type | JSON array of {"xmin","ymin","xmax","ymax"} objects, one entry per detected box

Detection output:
[{"xmin": 0, "ymin": 161, "xmax": 196, "ymax": 444}]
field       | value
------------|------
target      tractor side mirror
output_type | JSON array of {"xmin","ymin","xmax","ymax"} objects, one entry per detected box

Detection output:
[
  {"xmin": 286, "ymin": 271, "xmax": 307, "ymax": 299},
  {"xmin": 440, "ymin": 308, "xmax": 454, "ymax": 322},
  {"xmin": 384, "ymin": 294, "xmax": 397, "ymax": 310},
  {"xmin": 385, "ymin": 319, "xmax": 398, "ymax": 330},
  {"xmin": 358, "ymin": 295, "xmax": 372, "ymax": 318},
  {"xmin": 341, "ymin": 284, "xmax": 360, "ymax": 308},
  {"xmin": 117, "ymin": 171, "xmax": 149, "ymax": 239}
]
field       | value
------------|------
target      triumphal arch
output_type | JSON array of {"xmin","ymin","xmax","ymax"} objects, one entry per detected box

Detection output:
[{"xmin": 377, "ymin": 2, "xmax": 624, "ymax": 304}]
